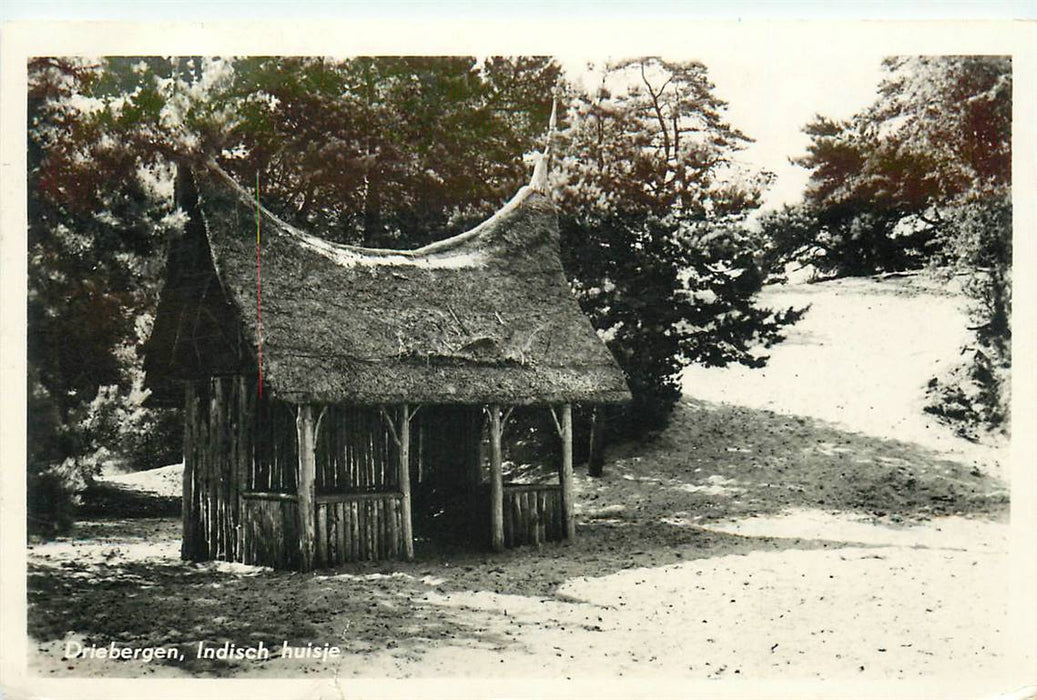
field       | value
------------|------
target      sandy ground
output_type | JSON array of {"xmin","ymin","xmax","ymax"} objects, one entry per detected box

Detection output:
[
  {"xmin": 25, "ymin": 275, "xmax": 1025, "ymax": 694},
  {"xmin": 100, "ymin": 462, "xmax": 183, "ymax": 498},
  {"xmin": 26, "ymin": 508, "xmax": 1015, "ymax": 685},
  {"xmin": 408, "ymin": 513, "xmax": 1011, "ymax": 681}
]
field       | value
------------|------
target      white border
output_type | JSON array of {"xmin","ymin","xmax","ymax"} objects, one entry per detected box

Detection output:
[{"xmin": 2, "ymin": 17, "xmax": 1035, "ymax": 700}]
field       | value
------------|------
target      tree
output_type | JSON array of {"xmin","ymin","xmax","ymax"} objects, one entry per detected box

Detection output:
[
  {"xmin": 202, "ymin": 56, "xmax": 560, "ymax": 247},
  {"xmin": 28, "ymin": 57, "xmax": 180, "ymax": 448},
  {"xmin": 555, "ymin": 58, "xmax": 801, "ymax": 440},
  {"xmin": 873, "ymin": 57, "xmax": 1011, "ymax": 436},
  {"xmin": 765, "ymin": 56, "xmax": 1009, "ymax": 276},
  {"xmin": 27, "ymin": 57, "xmax": 189, "ymax": 533},
  {"xmin": 762, "ymin": 56, "xmax": 1011, "ymax": 435}
]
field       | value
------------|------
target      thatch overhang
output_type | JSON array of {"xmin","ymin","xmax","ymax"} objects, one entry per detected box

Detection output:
[{"xmin": 144, "ymin": 158, "xmax": 631, "ymax": 407}]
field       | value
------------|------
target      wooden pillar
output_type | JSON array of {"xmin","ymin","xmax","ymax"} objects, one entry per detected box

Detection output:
[
  {"xmin": 489, "ymin": 404, "xmax": 504, "ymax": 552},
  {"xmin": 296, "ymin": 403, "xmax": 317, "ymax": 571},
  {"xmin": 560, "ymin": 403, "xmax": 575, "ymax": 540},
  {"xmin": 181, "ymin": 382, "xmax": 196, "ymax": 560},
  {"xmin": 399, "ymin": 404, "xmax": 414, "ymax": 561}
]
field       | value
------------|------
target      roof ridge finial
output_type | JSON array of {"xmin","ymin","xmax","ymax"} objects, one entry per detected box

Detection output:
[{"xmin": 529, "ymin": 92, "xmax": 559, "ymax": 193}]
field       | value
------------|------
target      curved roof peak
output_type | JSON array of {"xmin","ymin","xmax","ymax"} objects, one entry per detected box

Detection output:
[
  {"xmin": 202, "ymin": 157, "xmax": 550, "ymax": 270},
  {"xmin": 529, "ymin": 96, "xmax": 558, "ymax": 194},
  {"xmin": 199, "ymin": 97, "xmax": 561, "ymax": 267}
]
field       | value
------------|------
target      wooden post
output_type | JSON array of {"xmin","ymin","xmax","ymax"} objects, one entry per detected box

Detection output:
[
  {"xmin": 560, "ymin": 403, "xmax": 575, "ymax": 540},
  {"xmin": 399, "ymin": 404, "xmax": 414, "ymax": 560},
  {"xmin": 489, "ymin": 404, "xmax": 504, "ymax": 552},
  {"xmin": 383, "ymin": 405, "xmax": 414, "ymax": 561},
  {"xmin": 181, "ymin": 382, "xmax": 196, "ymax": 561},
  {"xmin": 296, "ymin": 403, "xmax": 317, "ymax": 571}
]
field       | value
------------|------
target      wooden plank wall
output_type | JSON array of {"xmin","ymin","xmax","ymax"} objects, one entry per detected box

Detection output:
[
  {"xmin": 182, "ymin": 375, "xmax": 256, "ymax": 562},
  {"xmin": 185, "ymin": 382, "xmax": 411, "ymax": 569},
  {"xmin": 238, "ymin": 492, "xmax": 407, "ymax": 568},
  {"xmin": 315, "ymin": 406, "xmax": 398, "ymax": 495},
  {"xmin": 240, "ymin": 494, "xmax": 301, "ymax": 568},
  {"xmin": 313, "ymin": 493, "xmax": 405, "ymax": 566},
  {"xmin": 502, "ymin": 484, "xmax": 564, "ymax": 548},
  {"xmin": 251, "ymin": 389, "xmax": 298, "ymax": 493}
]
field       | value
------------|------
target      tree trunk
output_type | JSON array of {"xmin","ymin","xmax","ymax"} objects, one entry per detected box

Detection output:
[
  {"xmin": 181, "ymin": 382, "xmax": 197, "ymax": 560},
  {"xmin": 399, "ymin": 404, "xmax": 414, "ymax": 561}
]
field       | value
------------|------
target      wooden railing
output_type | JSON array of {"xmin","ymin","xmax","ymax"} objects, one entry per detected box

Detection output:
[
  {"xmin": 314, "ymin": 492, "xmax": 405, "ymax": 566},
  {"xmin": 242, "ymin": 484, "xmax": 560, "ymax": 567},
  {"xmin": 240, "ymin": 491, "xmax": 405, "ymax": 568},
  {"xmin": 240, "ymin": 492, "xmax": 300, "ymax": 569},
  {"xmin": 503, "ymin": 483, "xmax": 564, "ymax": 548}
]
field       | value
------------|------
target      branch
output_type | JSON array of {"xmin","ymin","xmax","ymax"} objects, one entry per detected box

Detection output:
[
  {"xmin": 379, "ymin": 406, "xmax": 401, "ymax": 447},
  {"xmin": 549, "ymin": 406, "xmax": 563, "ymax": 438},
  {"xmin": 314, "ymin": 405, "xmax": 329, "ymax": 443},
  {"xmin": 641, "ymin": 62, "xmax": 672, "ymax": 162}
]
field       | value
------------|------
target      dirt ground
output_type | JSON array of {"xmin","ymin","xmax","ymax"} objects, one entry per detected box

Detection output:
[{"xmin": 24, "ymin": 276, "xmax": 1026, "ymax": 693}]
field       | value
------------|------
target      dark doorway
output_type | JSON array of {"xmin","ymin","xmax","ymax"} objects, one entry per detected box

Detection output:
[{"xmin": 410, "ymin": 405, "xmax": 487, "ymax": 551}]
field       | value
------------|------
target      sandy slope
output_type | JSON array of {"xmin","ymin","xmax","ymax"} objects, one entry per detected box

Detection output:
[
  {"xmin": 682, "ymin": 275, "xmax": 1005, "ymax": 474},
  {"xmin": 99, "ymin": 462, "xmax": 184, "ymax": 498}
]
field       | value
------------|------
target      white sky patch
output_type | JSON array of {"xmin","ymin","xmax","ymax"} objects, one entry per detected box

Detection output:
[
  {"xmin": 705, "ymin": 51, "xmax": 886, "ymax": 211},
  {"xmin": 557, "ymin": 51, "xmax": 887, "ymax": 213}
]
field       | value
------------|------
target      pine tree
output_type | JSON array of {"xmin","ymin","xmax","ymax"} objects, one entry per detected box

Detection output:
[{"xmin": 555, "ymin": 58, "xmax": 800, "ymax": 439}]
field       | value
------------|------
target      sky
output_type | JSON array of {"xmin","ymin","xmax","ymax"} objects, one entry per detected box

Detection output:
[
  {"xmin": 704, "ymin": 52, "xmax": 887, "ymax": 212},
  {"xmin": 560, "ymin": 50, "xmax": 888, "ymax": 214}
]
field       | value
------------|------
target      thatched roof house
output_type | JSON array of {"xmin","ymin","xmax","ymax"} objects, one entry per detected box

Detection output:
[
  {"xmin": 145, "ymin": 152, "xmax": 630, "ymax": 571},
  {"xmin": 146, "ymin": 159, "xmax": 629, "ymax": 407}
]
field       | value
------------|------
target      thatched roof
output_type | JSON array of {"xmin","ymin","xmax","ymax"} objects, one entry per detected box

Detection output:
[{"xmin": 145, "ymin": 158, "xmax": 630, "ymax": 406}]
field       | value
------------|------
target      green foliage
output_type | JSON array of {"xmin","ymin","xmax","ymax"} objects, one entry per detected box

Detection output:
[
  {"xmin": 73, "ymin": 373, "xmax": 184, "ymax": 473},
  {"xmin": 764, "ymin": 57, "xmax": 1010, "ymax": 278},
  {"xmin": 205, "ymin": 56, "xmax": 560, "ymax": 247},
  {"xmin": 924, "ymin": 184, "xmax": 1011, "ymax": 437},
  {"xmin": 27, "ymin": 467, "xmax": 79, "ymax": 538}
]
